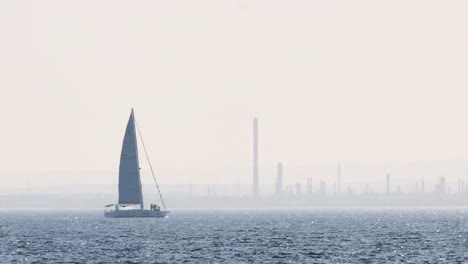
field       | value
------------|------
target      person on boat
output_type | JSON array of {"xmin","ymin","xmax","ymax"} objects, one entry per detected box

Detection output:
[{"xmin": 115, "ymin": 205, "xmax": 118, "ymax": 211}]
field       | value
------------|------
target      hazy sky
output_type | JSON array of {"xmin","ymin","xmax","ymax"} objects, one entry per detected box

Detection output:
[{"xmin": 1, "ymin": 1, "xmax": 468, "ymax": 186}]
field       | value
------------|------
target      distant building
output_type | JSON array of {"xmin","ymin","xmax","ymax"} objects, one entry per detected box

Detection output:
[
  {"xmin": 337, "ymin": 163, "xmax": 341, "ymax": 194},
  {"xmin": 276, "ymin": 162, "xmax": 283, "ymax": 196},
  {"xmin": 320, "ymin": 181, "xmax": 326, "ymax": 194},
  {"xmin": 435, "ymin": 176, "xmax": 446, "ymax": 194},
  {"xmin": 306, "ymin": 177, "xmax": 312, "ymax": 194}
]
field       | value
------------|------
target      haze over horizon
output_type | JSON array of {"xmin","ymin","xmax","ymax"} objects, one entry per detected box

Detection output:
[{"xmin": 2, "ymin": 1, "xmax": 468, "ymax": 189}]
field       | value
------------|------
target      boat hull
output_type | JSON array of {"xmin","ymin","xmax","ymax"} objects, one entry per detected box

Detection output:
[{"xmin": 104, "ymin": 209, "xmax": 169, "ymax": 218}]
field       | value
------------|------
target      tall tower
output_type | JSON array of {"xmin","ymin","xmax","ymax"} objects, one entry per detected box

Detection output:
[
  {"xmin": 253, "ymin": 117, "xmax": 259, "ymax": 197},
  {"xmin": 337, "ymin": 163, "xmax": 341, "ymax": 194},
  {"xmin": 276, "ymin": 162, "xmax": 283, "ymax": 195}
]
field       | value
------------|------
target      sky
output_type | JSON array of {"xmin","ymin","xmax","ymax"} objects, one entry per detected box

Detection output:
[{"xmin": 1, "ymin": 1, "xmax": 468, "ymax": 187}]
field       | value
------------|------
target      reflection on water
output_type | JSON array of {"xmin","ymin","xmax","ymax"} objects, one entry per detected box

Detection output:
[{"xmin": 1, "ymin": 209, "xmax": 467, "ymax": 263}]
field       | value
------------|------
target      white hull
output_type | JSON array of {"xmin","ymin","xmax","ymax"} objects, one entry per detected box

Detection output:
[{"xmin": 105, "ymin": 209, "xmax": 169, "ymax": 218}]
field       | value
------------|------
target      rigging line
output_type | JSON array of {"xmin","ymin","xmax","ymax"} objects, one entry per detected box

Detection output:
[{"xmin": 135, "ymin": 118, "xmax": 167, "ymax": 211}]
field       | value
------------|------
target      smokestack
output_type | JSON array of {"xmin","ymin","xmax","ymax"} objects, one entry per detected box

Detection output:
[
  {"xmin": 253, "ymin": 117, "xmax": 259, "ymax": 197},
  {"xmin": 276, "ymin": 162, "xmax": 283, "ymax": 195},
  {"xmin": 337, "ymin": 163, "xmax": 341, "ymax": 194}
]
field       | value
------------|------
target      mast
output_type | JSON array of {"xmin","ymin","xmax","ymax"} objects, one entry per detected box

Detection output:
[
  {"xmin": 134, "ymin": 110, "xmax": 144, "ymax": 210},
  {"xmin": 135, "ymin": 115, "xmax": 168, "ymax": 211}
]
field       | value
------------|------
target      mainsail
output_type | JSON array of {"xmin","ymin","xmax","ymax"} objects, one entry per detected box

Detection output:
[{"xmin": 118, "ymin": 109, "xmax": 143, "ymax": 207}]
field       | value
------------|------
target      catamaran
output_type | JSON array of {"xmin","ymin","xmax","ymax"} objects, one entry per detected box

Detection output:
[{"xmin": 105, "ymin": 109, "xmax": 169, "ymax": 218}]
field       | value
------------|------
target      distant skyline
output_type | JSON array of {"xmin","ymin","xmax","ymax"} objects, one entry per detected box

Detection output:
[
  {"xmin": 1, "ymin": 1, "xmax": 468, "ymax": 188},
  {"xmin": 2, "ymin": 161, "xmax": 468, "ymax": 193}
]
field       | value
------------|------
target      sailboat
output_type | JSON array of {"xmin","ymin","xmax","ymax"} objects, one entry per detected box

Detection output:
[{"xmin": 105, "ymin": 109, "xmax": 169, "ymax": 218}]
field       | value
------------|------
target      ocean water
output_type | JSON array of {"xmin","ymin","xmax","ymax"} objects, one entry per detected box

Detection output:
[{"xmin": 1, "ymin": 208, "xmax": 468, "ymax": 263}]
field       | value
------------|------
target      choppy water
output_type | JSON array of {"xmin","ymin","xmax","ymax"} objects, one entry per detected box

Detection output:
[{"xmin": 1, "ymin": 208, "xmax": 468, "ymax": 263}]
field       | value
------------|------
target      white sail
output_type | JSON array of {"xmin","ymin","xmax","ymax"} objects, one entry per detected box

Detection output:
[{"xmin": 118, "ymin": 109, "xmax": 143, "ymax": 207}]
